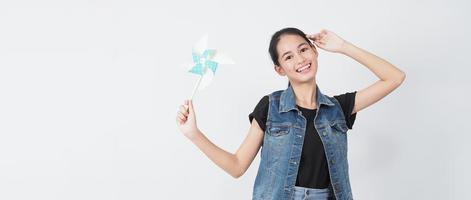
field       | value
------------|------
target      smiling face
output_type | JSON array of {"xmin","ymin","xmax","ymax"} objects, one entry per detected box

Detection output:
[{"xmin": 274, "ymin": 34, "xmax": 318, "ymax": 85}]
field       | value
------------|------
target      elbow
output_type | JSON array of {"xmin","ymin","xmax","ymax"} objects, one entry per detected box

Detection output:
[
  {"xmin": 231, "ymin": 169, "xmax": 244, "ymax": 179},
  {"xmin": 393, "ymin": 71, "xmax": 406, "ymax": 86},
  {"xmin": 230, "ymin": 155, "xmax": 245, "ymax": 179},
  {"xmin": 400, "ymin": 71, "xmax": 406, "ymax": 82},
  {"xmin": 231, "ymin": 173, "xmax": 242, "ymax": 179}
]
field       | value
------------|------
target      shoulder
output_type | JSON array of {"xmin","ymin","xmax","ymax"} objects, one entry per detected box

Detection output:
[
  {"xmin": 252, "ymin": 89, "xmax": 286, "ymax": 111},
  {"xmin": 255, "ymin": 95, "xmax": 269, "ymax": 108}
]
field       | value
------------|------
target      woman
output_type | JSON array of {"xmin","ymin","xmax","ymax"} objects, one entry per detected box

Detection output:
[{"xmin": 176, "ymin": 27, "xmax": 405, "ymax": 200}]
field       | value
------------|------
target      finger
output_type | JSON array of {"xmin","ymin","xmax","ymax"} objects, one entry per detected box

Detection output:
[
  {"xmin": 320, "ymin": 30, "xmax": 327, "ymax": 37},
  {"xmin": 183, "ymin": 100, "xmax": 189, "ymax": 110},
  {"xmin": 188, "ymin": 100, "xmax": 194, "ymax": 113},
  {"xmin": 179, "ymin": 105, "xmax": 189, "ymax": 115},
  {"xmin": 314, "ymin": 40, "xmax": 325, "ymax": 48},
  {"xmin": 183, "ymin": 100, "xmax": 189, "ymax": 109},
  {"xmin": 176, "ymin": 115, "xmax": 186, "ymax": 124},
  {"xmin": 178, "ymin": 107, "xmax": 188, "ymax": 117},
  {"xmin": 315, "ymin": 33, "xmax": 323, "ymax": 41},
  {"xmin": 308, "ymin": 33, "xmax": 320, "ymax": 40},
  {"xmin": 178, "ymin": 109, "xmax": 188, "ymax": 118},
  {"xmin": 176, "ymin": 117, "xmax": 183, "ymax": 125},
  {"xmin": 178, "ymin": 112, "xmax": 187, "ymax": 121},
  {"xmin": 306, "ymin": 35, "xmax": 315, "ymax": 46}
]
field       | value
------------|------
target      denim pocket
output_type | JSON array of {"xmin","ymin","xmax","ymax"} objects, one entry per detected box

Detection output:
[
  {"xmin": 268, "ymin": 126, "xmax": 289, "ymax": 137},
  {"xmin": 330, "ymin": 120, "xmax": 348, "ymax": 133},
  {"xmin": 264, "ymin": 123, "xmax": 291, "ymax": 172}
]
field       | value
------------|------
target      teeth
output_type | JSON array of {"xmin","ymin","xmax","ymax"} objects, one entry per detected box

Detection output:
[{"xmin": 297, "ymin": 64, "xmax": 310, "ymax": 72}]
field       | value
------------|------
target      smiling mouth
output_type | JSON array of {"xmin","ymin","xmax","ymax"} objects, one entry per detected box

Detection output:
[{"xmin": 296, "ymin": 63, "xmax": 311, "ymax": 73}]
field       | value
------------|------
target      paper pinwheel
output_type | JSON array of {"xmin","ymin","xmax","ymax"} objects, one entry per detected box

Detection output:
[{"xmin": 187, "ymin": 34, "xmax": 235, "ymax": 99}]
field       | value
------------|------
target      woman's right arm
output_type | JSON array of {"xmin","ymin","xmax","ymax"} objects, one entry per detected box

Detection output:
[{"xmin": 176, "ymin": 100, "xmax": 264, "ymax": 178}]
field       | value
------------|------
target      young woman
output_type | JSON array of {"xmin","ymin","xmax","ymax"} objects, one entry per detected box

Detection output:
[{"xmin": 176, "ymin": 28, "xmax": 405, "ymax": 200}]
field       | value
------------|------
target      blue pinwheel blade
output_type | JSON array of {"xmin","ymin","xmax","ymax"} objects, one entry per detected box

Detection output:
[
  {"xmin": 192, "ymin": 52, "xmax": 201, "ymax": 63},
  {"xmin": 188, "ymin": 63, "xmax": 204, "ymax": 75},
  {"xmin": 205, "ymin": 60, "xmax": 218, "ymax": 74}
]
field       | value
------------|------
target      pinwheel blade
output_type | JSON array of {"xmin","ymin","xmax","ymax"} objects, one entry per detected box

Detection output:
[
  {"xmin": 205, "ymin": 60, "xmax": 218, "ymax": 74},
  {"xmin": 193, "ymin": 34, "xmax": 208, "ymax": 55},
  {"xmin": 188, "ymin": 63, "xmax": 204, "ymax": 75},
  {"xmin": 197, "ymin": 70, "xmax": 214, "ymax": 90},
  {"xmin": 212, "ymin": 51, "xmax": 235, "ymax": 65},
  {"xmin": 192, "ymin": 52, "xmax": 200, "ymax": 63}
]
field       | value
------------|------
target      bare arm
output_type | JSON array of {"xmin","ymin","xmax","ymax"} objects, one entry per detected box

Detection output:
[
  {"xmin": 190, "ymin": 119, "xmax": 263, "ymax": 178},
  {"xmin": 177, "ymin": 100, "xmax": 264, "ymax": 178},
  {"xmin": 308, "ymin": 29, "xmax": 406, "ymax": 115},
  {"xmin": 340, "ymin": 42, "xmax": 406, "ymax": 114}
]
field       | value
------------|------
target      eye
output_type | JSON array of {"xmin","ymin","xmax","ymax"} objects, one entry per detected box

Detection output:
[
  {"xmin": 285, "ymin": 55, "xmax": 292, "ymax": 60},
  {"xmin": 301, "ymin": 48, "xmax": 308, "ymax": 52}
]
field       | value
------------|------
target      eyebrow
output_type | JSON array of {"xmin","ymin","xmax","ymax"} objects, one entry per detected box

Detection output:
[{"xmin": 281, "ymin": 42, "xmax": 310, "ymax": 58}]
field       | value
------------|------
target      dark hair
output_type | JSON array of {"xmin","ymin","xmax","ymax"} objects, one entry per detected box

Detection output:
[
  {"xmin": 268, "ymin": 27, "xmax": 313, "ymax": 66},
  {"xmin": 268, "ymin": 27, "xmax": 314, "ymax": 87}
]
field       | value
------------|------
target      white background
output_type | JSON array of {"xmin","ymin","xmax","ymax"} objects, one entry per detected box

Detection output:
[{"xmin": 0, "ymin": 0, "xmax": 470, "ymax": 199}]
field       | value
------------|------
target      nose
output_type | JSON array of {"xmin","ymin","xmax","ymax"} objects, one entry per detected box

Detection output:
[{"xmin": 295, "ymin": 53, "xmax": 306, "ymax": 65}]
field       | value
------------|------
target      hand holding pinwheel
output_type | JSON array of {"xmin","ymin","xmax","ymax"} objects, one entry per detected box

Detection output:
[{"xmin": 176, "ymin": 35, "xmax": 235, "ymax": 139}]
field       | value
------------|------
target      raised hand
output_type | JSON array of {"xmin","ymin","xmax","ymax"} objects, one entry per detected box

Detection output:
[{"xmin": 307, "ymin": 29, "xmax": 348, "ymax": 53}]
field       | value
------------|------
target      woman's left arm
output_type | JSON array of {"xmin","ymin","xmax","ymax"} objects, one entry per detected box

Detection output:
[
  {"xmin": 340, "ymin": 41, "xmax": 406, "ymax": 114},
  {"xmin": 308, "ymin": 29, "xmax": 406, "ymax": 115}
]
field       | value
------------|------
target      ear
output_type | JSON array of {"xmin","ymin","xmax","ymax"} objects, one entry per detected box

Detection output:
[{"xmin": 274, "ymin": 65, "xmax": 286, "ymax": 76}]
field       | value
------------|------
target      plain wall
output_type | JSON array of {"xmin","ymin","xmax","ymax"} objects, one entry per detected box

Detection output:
[{"xmin": 0, "ymin": 0, "xmax": 470, "ymax": 199}]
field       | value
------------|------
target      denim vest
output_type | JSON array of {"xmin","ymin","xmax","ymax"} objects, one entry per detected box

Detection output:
[{"xmin": 252, "ymin": 85, "xmax": 353, "ymax": 200}]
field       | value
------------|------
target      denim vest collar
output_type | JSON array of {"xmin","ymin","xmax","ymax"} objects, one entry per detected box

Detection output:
[{"xmin": 279, "ymin": 84, "xmax": 335, "ymax": 113}]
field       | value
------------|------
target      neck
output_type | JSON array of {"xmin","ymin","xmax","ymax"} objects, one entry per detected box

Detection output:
[{"xmin": 291, "ymin": 79, "xmax": 317, "ymax": 109}]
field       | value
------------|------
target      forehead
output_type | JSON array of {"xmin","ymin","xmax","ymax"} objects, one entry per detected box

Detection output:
[{"xmin": 277, "ymin": 34, "xmax": 308, "ymax": 54}]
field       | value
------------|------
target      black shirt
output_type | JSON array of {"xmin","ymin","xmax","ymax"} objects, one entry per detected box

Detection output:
[{"xmin": 248, "ymin": 91, "xmax": 357, "ymax": 189}]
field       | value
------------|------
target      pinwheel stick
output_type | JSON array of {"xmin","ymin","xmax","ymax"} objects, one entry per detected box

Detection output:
[{"xmin": 190, "ymin": 76, "xmax": 203, "ymax": 100}]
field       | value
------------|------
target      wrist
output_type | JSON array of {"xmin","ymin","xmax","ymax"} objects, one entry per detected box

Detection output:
[
  {"xmin": 339, "ymin": 40, "xmax": 354, "ymax": 55},
  {"xmin": 188, "ymin": 128, "xmax": 202, "ymax": 142}
]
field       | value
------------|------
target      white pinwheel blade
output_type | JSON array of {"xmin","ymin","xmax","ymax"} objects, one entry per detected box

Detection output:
[
  {"xmin": 184, "ymin": 62, "xmax": 195, "ymax": 71},
  {"xmin": 193, "ymin": 34, "xmax": 208, "ymax": 55},
  {"xmin": 197, "ymin": 70, "xmax": 214, "ymax": 90},
  {"xmin": 212, "ymin": 51, "xmax": 235, "ymax": 65}
]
